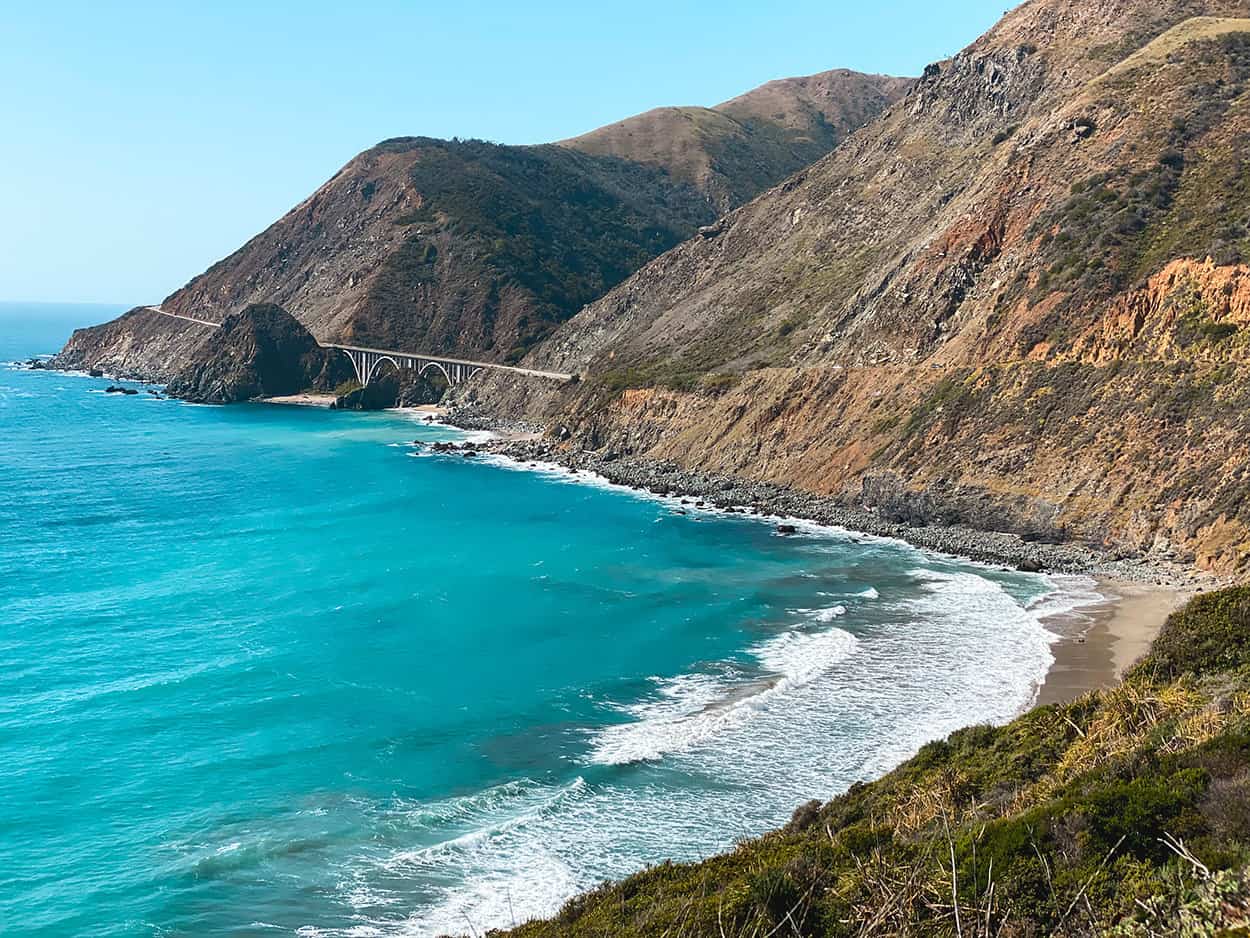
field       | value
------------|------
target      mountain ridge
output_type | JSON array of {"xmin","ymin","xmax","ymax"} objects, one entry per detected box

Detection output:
[
  {"xmin": 467, "ymin": 0, "xmax": 1250, "ymax": 576},
  {"xmin": 52, "ymin": 66, "xmax": 907, "ymax": 379},
  {"xmin": 560, "ymin": 68, "xmax": 912, "ymax": 211}
]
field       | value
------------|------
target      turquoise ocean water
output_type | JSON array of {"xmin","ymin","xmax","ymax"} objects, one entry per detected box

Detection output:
[{"xmin": 0, "ymin": 303, "xmax": 1099, "ymax": 936}]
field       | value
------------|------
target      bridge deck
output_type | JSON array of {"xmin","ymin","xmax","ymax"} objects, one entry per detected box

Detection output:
[
  {"xmin": 322, "ymin": 343, "xmax": 572, "ymax": 381},
  {"xmin": 142, "ymin": 306, "xmax": 573, "ymax": 382}
]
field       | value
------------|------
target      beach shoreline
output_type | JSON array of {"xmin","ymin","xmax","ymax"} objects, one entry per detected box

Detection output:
[
  {"xmin": 19, "ymin": 365, "xmax": 1204, "ymax": 710},
  {"xmin": 259, "ymin": 392, "xmax": 338, "ymax": 407},
  {"xmin": 445, "ymin": 432, "xmax": 1215, "ymax": 591},
  {"xmin": 1036, "ymin": 578, "xmax": 1189, "ymax": 705}
]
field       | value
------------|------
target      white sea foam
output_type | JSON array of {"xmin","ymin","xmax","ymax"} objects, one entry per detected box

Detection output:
[
  {"xmin": 753, "ymin": 626, "xmax": 859, "ymax": 686},
  {"xmin": 1025, "ymin": 574, "xmax": 1107, "ymax": 630},
  {"xmin": 809, "ymin": 604, "xmax": 848, "ymax": 622},
  {"xmin": 293, "ymin": 444, "xmax": 1108, "ymax": 937},
  {"xmin": 588, "ymin": 624, "xmax": 859, "ymax": 766},
  {"xmin": 293, "ymin": 567, "xmax": 1109, "ymax": 938}
]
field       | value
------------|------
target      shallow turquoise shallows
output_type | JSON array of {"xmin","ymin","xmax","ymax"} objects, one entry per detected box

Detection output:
[{"xmin": 0, "ymin": 304, "xmax": 1094, "ymax": 937}]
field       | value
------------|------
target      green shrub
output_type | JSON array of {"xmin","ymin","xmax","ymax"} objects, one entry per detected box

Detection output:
[{"xmin": 1137, "ymin": 586, "xmax": 1250, "ymax": 680}]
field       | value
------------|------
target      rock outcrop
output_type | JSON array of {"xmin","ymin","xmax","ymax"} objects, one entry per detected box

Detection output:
[
  {"xmin": 164, "ymin": 304, "xmax": 352, "ymax": 403},
  {"xmin": 332, "ymin": 369, "xmax": 442, "ymax": 410},
  {"xmin": 51, "ymin": 307, "xmax": 214, "ymax": 382}
]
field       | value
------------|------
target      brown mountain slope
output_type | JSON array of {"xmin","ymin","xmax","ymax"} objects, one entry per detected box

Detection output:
[
  {"xmin": 54, "ymin": 69, "xmax": 905, "ymax": 378},
  {"xmin": 162, "ymin": 139, "xmax": 716, "ymax": 363},
  {"xmin": 471, "ymin": 0, "xmax": 1250, "ymax": 575},
  {"xmin": 561, "ymin": 69, "xmax": 911, "ymax": 211}
]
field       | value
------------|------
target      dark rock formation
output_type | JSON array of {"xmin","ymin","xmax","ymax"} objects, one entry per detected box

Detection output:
[
  {"xmin": 332, "ymin": 369, "xmax": 444, "ymax": 410},
  {"xmin": 165, "ymin": 304, "xmax": 352, "ymax": 404}
]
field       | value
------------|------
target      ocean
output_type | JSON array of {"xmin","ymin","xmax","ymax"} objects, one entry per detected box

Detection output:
[{"xmin": 0, "ymin": 303, "xmax": 1098, "ymax": 936}]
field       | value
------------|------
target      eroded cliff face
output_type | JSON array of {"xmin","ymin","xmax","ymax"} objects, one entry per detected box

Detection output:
[
  {"xmin": 466, "ymin": 0, "xmax": 1250, "ymax": 575},
  {"xmin": 51, "ymin": 308, "xmax": 214, "ymax": 382}
]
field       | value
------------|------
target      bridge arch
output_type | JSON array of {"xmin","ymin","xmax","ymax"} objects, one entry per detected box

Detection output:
[
  {"xmin": 365, "ymin": 355, "xmax": 401, "ymax": 386},
  {"xmin": 326, "ymin": 342, "xmax": 572, "ymax": 389},
  {"xmin": 418, "ymin": 360, "xmax": 453, "ymax": 385}
]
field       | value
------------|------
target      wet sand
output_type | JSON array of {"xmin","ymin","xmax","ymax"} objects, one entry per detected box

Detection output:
[{"xmin": 1036, "ymin": 578, "xmax": 1189, "ymax": 705}]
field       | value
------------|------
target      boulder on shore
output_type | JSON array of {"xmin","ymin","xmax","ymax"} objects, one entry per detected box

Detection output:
[{"xmin": 165, "ymin": 304, "xmax": 352, "ymax": 404}]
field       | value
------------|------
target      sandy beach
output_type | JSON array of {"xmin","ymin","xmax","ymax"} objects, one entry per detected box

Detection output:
[
  {"xmin": 1036, "ymin": 578, "xmax": 1189, "ymax": 705},
  {"xmin": 260, "ymin": 392, "xmax": 338, "ymax": 407}
]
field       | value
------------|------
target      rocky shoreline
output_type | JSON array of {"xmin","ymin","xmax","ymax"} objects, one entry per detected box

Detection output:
[
  {"xmin": 437, "ymin": 411, "xmax": 1214, "ymax": 591},
  {"xmin": 9, "ymin": 361, "xmax": 1213, "ymax": 591}
]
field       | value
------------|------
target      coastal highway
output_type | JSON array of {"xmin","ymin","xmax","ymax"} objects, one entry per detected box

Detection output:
[
  {"xmin": 142, "ymin": 305, "xmax": 575, "ymax": 382},
  {"xmin": 143, "ymin": 305, "xmax": 222, "ymax": 328}
]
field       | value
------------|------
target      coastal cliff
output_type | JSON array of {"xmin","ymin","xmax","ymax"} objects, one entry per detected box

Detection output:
[
  {"xmin": 52, "ymin": 306, "xmax": 214, "ymax": 382},
  {"xmin": 50, "ymin": 1, "xmax": 1250, "ymax": 580},
  {"xmin": 163, "ymin": 304, "xmax": 352, "ymax": 404},
  {"xmin": 54, "ymin": 303, "xmax": 351, "ymax": 404},
  {"xmin": 464, "ymin": 0, "xmax": 1250, "ymax": 576}
]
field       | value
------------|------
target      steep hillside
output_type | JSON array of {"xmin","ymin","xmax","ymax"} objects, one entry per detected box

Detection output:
[
  {"xmin": 562, "ymin": 69, "xmax": 911, "ymax": 211},
  {"xmin": 162, "ymin": 139, "xmax": 715, "ymax": 362},
  {"xmin": 498, "ymin": 586, "xmax": 1250, "ymax": 937},
  {"xmin": 56, "ymin": 69, "xmax": 904, "ymax": 378},
  {"xmin": 52, "ymin": 306, "xmax": 214, "ymax": 382},
  {"xmin": 474, "ymin": 0, "xmax": 1250, "ymax": 576}
]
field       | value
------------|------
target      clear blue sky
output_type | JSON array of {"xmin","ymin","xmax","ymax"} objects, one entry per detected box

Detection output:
[{"xmin": 1, "ymin": 0, "xmax": 1009, "ymax": 304}]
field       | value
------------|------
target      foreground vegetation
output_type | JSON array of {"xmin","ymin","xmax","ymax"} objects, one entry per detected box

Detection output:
[{"xmin": 499, "ymin": 588, "xmax": 1250, "ymax": 937}]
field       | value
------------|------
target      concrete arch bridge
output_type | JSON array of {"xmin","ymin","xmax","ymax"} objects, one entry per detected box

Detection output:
[
  {"xmin": 139, "ymin": 308, "xmax": 573, "ymax": 387},
  {"xmin": 324, "ymin": 344, "xmax": 573, "ymax": 387}
]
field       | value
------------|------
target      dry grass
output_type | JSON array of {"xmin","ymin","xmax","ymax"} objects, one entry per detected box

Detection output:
[
  {"xmin": 1097, "ymin": 16, "xmax": 1250, "ymax": 82},
  {"xmin": 1055, "ymin": 679, "xmax": 1205, "ymax": 779}
]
